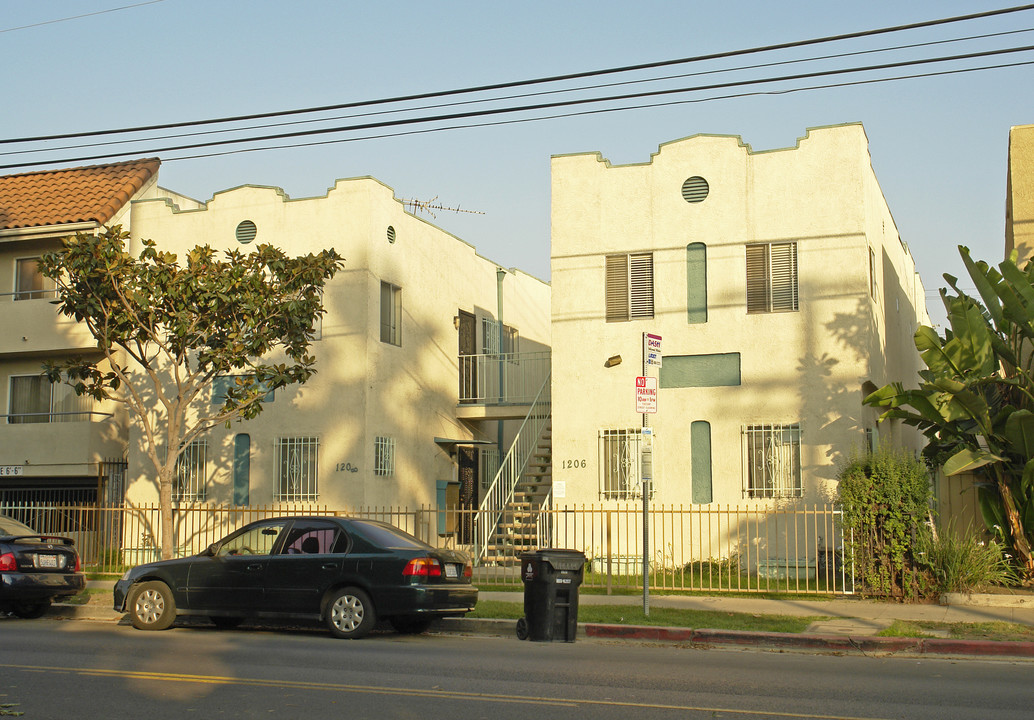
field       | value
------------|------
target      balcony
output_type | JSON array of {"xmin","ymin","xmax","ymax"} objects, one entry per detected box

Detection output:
[
  {"xmin": 458, "ymin": 351, "xmax": 550, "ymax": 421},
  {"xmin": 0, "ymin": 411, "xmax": 123, "ymax": 478},
  {"xmin": 0, "ymin": 291, "xmax": 98, "ymax": 355}
]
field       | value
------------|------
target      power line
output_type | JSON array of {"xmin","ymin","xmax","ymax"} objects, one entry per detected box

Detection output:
[
  {"xmin": 6, "ymin": 25, "xmax": 1032, "ymax": 159},
  {"xmin": 0, "ymin": 0, "xmax": 169, "ymax": 34},
  {"xmin": 3, "ymin": 42, "xmax": 1032, "ymax": 171},
  {"xmin": 3, "ymin": 3, "xmax": 1033, "ymax": 146}
]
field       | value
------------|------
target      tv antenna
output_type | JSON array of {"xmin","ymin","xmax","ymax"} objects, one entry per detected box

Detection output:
[{"xmin": 401, "ymin": 196, "xmax": 485, "ymax": 220}]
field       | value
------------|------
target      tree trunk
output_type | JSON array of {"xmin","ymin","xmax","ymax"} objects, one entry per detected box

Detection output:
[
  {"xmin": 158, "ymin": 466, "xmax": 175, "ymax": 560},
  {"xmin": 996, "ymin": 474, "xmax": 1034, "ymax": 576}
]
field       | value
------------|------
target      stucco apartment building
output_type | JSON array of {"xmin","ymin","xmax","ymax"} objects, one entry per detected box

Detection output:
[
  {"xmin": 549, "ymin": 123, "xmax": 929, "ymax": 509},
  {"xmin": 1, "ymin": 161, "xmax": 551, "ymax": 529}
]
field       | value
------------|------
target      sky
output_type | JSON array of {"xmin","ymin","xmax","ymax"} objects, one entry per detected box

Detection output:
[{"xmin": 3, "ymin": 1, "xmax": 1034, "ymax": 329}]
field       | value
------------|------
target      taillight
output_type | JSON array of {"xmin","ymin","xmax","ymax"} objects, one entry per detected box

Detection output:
[
  {"xmin": 464, "ymin": 563, "xmax": 472, "ymax": 578},
  {"xmin": 73, "ymin": 553, "xmax": 81, "ymax": 572},
  {"xmin": 0, "ymin": 553, "xmax": 16, "ymax": 572},
  {"xmin": 403, "ymin": 557, "xmax": 442, "ymax": 578}
]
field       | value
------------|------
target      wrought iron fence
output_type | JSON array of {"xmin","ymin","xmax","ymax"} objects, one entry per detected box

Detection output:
[{"xmin": 6, "ymin": 501, "xmax": 851, "ymax": 595}]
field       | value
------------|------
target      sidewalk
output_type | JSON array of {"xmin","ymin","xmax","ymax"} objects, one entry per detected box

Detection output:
[{"xmin": 50, "ymin": 582, "xmax": 1034, "ymax": 658}]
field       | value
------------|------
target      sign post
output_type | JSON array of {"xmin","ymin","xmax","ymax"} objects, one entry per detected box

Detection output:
[{"xmin": 640, "ymin": 333, "xmax": 660, "ymax": 616}]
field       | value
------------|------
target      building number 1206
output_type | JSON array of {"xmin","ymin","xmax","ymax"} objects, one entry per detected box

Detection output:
[{"xmin": 562, "ymin": 459, "xmax": 586, "ymax": 469}]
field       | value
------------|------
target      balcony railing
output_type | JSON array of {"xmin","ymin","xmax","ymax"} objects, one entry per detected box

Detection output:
[
  {"xmin": 1, "ymin": 411, "xmax": 113, "ymax": 424},
  {"xmin": 459, "ymin": 351, "xmax": 550, "ymax": 405}
]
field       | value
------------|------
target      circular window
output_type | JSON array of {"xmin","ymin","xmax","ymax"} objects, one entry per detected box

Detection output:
[
  {"xmin": 681, "ymin": 176, "xmax": 709, "ymax": 203},
  {"xmin": 387, "ymin": 226, "xmax": 396, "ymax": 244},
  {"xmin": 235, "ymin": 220, "xmax": 258, "ymax": 244}
]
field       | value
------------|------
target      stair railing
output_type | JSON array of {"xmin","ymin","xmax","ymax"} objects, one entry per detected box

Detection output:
[{"xmin": 473, "ymin": 371, "xmax": 551, "ymax": 563}]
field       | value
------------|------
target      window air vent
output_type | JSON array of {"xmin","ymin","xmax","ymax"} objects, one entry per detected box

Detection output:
[
  {"xmin": 235, "ymin": 220, "xmax": 258, "ymax": 244},
  {"xmin": 681, "ymin": 176, "xmax": 709, "ymax": 203},
  {"xmin": 387, "ymin": 226, "xmax": 396, "ymax": 244}
]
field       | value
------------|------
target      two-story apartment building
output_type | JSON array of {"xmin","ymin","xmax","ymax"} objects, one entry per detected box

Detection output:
[
  {"xmin": 0, "ymin": 159, "xmax": 201, "ymax": 503},
  {"xmin": 124, "ymin": 176, "xmax": 551, "ymax": 526},
  {"xmin": 549, "ymin": 123, "xmax": 929, "ymax": 511}
]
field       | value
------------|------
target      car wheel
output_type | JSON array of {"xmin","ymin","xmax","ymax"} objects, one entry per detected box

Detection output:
[
  {"xmin": 390, "ymin": 615, "xmax": 433, "ymax": 635},
  {"xmin": 128, "ymin": 581, "xmax": 176, "ymax": 631},
  {"xmin": 210, "ymin": 616, "xmax": 243, "ymax": 629},
  {"xmin": 11, "ymin": 601, "xmax": 50, "ymax": 619},
  {"xmin": 326, "ymin": 587, "xmax": 375, "ymax": 639}
]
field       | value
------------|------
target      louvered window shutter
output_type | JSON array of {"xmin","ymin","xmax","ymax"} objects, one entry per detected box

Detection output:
[
  {"xmin": 769, "ymin": 243, "xmax": 798, "ymax": 312},
  {"xmin": 745, "ymin": 244, "xmax": 770, "ymax": 313},
  {"xmin": 629, "ymin": 253, "xmax": 654, "ymax": 319},
  {"xmin": 606, "ymin": 254, "xmax": 630, "ymax": 322}
]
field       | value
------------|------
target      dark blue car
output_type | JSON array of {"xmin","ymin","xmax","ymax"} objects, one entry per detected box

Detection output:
[
  {"xmin": 1, "ymin": 514, "xmax": 85, "ymax": 618},
  {"xmin": 114, "ymin": 516, "xmax": 477, "ymax": 638}
]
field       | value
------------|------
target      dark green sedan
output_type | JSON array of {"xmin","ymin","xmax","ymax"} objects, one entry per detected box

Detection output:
[{"xmin": 113, "ymin": 516, "xmax": 477, "ymax": 638}]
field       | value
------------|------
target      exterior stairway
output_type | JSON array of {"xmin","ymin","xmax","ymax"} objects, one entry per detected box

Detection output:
[{"xmin": 481, "ymin": 422, "xmax": 552, "ymax": 565}]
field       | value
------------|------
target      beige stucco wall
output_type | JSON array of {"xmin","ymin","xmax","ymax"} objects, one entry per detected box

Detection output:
[
  {"xmin": 550, "ymin": 123, "xmax": 927, "ymax": 509},
  {"xmin": 124, "ymin": 177, "xmax": 550, "ymax": 510},
  {"xmin": 1006, "ymin": 124, "xmax": 1034, "ymax": 268}
]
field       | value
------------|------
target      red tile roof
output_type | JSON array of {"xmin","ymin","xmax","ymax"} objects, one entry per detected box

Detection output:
[{"xmin": 0, "ymin": 158, "xmax": 161, "ymax": 231}]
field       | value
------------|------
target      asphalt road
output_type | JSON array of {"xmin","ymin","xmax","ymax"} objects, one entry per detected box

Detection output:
[{"xmin": 2, "ymin": 617, "xmax": 1033, "ymax": 719}]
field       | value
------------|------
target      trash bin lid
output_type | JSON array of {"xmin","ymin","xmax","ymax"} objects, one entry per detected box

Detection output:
[{"xmin": 538, "ymin": 548, "xmax": 586, "ymax": 571}]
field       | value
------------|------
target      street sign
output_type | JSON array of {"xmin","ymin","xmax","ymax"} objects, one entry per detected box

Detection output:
[
  {"xmin": 635, "ymin": 376, "xmax": 657, "ymax": 413},
  {"xmin": 644, "ymin": 333, "xmax": 662, "ymax": 367}
]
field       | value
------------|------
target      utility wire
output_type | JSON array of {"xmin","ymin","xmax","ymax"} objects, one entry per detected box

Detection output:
[
  {"xmin": 3, "ymin": 3, "xmax": 1033, "ymax": 146},
  {"xmin": 0, "ymin": 0, "xmax": 169, "ymax": 34},
  {"xmin": 2, "ymin": 42, "xmax": 1032, "ymax": 171},
  {"xmin": 5, "ymin": 25, "xmax": 1033, "ymax": 159},
  {"xmin": 165, "ymin": 58, "xmax": 1034, "ymax": 163}
]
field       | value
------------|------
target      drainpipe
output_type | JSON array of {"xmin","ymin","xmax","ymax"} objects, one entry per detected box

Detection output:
[{"xmin": 496, "ymin": 268, "xmax": 506, "ymax": 462}]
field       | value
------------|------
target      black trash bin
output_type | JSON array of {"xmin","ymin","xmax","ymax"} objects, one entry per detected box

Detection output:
[{"xmin": 517, "ymin": 549, "xmax": 586, "ymax": 642}]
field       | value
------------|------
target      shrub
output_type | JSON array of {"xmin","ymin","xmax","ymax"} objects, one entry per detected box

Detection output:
[{"xmin": 919, "ymin": 522, "xmax": 1017, "ymax": 594}]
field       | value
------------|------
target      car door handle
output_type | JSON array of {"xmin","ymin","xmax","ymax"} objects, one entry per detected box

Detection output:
[
  {"xmin": 247, "ymin": 564, "xmax": 263, "ymax": 572},
  {"xmin": 321, "ymin": 563, "xmax": 336, "ymax": 570}
]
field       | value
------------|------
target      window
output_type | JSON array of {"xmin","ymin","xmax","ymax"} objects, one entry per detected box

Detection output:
[
  {"xmin": 745, "ymin": 242, "xmax": 798, "ymax": 313},
  {"xmin": 212, "ymin": 375, "xmax": 274, "ymax": 407},
  {"xmin": 14, "ymin": 258, "xmax": 53, "ymax": 301},
  {"xmin": 686, "ymin": 243, "xmax": 707, "ymax": 323},
  {"xmin": 605, "ymin": 253, "xmax": 654, "ymax": 322},
  {"xmin": 479, "ymin": 447, "xmax": 500, "ymax": 491},
  {"xmin": 599, "ymin": 428, "xmax": 652, "ymax": 500},
  {"xmin": 7, "ymin": 375, "xmax": 90, "ymax": 424},
  {"xmin": 173, "ymin": 440, "xmax": 207, "ymax": 502},
  {"xmin": 276, "ymin": 437, "xmax": 319, "ymax": 501},
  {"xmin": 375, "ymin": 436, "xmax": 396, "ymax": 477},
  {"xmin": 217, "ymin": 521, "xmax": 286, "ymax": 557},
  {"xmin": 742, "ymin": 424, "xmax": 802, "ymax": 498},
  {"xmin": 380, "ymin": 281, "xmax": 402, "ymax": 345},
  {"xmin": 481, "ymin": 318, "xmax": 519, "ymax": 355},
  {"xmin": 281, "ymin": 520, "xmax": 346, "ymax": 555},
  {"xmin": 869, "ymin": 247, "xmax": 878, "ymax": 300}
]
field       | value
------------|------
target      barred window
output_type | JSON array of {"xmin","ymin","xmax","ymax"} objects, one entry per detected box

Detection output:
[
  {"xmin": 276, "ymin": 437, "xmax": 319, "ymax": 501},
  {"xmin": 380, "ymin": 281, "xmax": 402, "ymax": 346},
  {"xmin": 374, "ymin": 436, "xmax": 396, "ymax": 477},
  {"xmin": 481, "ymin": 318, "xmax": 519, "ymax": 355},
  {"xmin": 599, "ymin": 428, "xmax": 651, "ymax": 500},
  {"xmin": 742, "ymin": 424, "xmax": 802, "ymax": 498},
  {"xmin": 605, "ymin": 253, "xmax": 654, "ymax": 322},
  {"xmin": 745, "ymin": 242, "xmax": 798, "ymax": 313},
  {"xmin": 173, "ymin": 440, "xmax": 208, "ymax": 502}
]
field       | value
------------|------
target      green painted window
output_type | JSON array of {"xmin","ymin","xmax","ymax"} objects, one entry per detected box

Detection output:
[
  {"xmin": 233, "ymin": 433, "xmax": 250, "ymax": 506},
  {"xmin": 686, "ymin": 243, "xmax": 707, "ymax": 323},
  {"xmin": 691, "ymin": 421, "xmax": 712, "ymax": 504},
  {"xmin": 659, "ymin": 354, "xmax": 740, "ymax": 388}
]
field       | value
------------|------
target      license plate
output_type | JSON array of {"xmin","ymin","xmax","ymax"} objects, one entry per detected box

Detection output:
[
  {"xmin": 444, "ymin": 564, "xmax": 458, "ymax": 579},
  {"xmin": 38, "ymin": 554, "xmax": 58, "ymax": 569}
]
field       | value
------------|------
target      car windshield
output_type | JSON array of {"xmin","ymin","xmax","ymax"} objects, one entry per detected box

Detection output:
[
  {"xmin": 0, "ymin": 515, "xmax": 36, "ymax": 536},
  {"xmin": 351, "ymin": 520, "xmax": 430, "ymax": 550}
]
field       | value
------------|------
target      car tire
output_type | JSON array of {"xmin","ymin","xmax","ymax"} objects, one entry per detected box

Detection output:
[
  {"xmin": 11, "ymin": 601, "xmax": 50, "ymax": 619},
  {"xmin": 128, "ymin": 581, "xmax": 176, "ymax": 631},
  {"xmin": 325, "ymin": 587, "xmax": 375, "ymax": 639},
  {"xmin": 390, "ymin": 615, "xmax": 433, "ymax": 635},
  {"xmin": 210, "ymin": 616, "xmax": 244, "ymax": 629}
]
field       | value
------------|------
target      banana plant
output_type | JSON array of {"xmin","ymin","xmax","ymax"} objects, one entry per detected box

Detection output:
[{"xmin": 865, "ymin": 246, "xmax": 1034, "ymax": 576}]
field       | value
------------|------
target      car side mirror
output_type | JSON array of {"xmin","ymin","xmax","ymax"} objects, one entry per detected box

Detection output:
[{"xmin": 204, "ymin": 543, "xmax": 220, "ymax": 557}]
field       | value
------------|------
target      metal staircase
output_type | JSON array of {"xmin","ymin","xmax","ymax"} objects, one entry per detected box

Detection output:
[{"xmin": 472, "ymin": 372, "xmax": 551, "ymax": 565}]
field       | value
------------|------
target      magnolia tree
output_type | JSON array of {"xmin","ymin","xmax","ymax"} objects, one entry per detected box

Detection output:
[
  {"xmin": 865, "ymin": 246, "xmax": 1034, "ymax": 578},
  {"xmin": 39, "ymin": 227, "xmax": 343, "ymax": 559}
]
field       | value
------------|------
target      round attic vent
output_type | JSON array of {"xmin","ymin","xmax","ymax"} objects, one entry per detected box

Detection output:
[
  {"xmin": 681, "ymin": 176, "xmax": 709, "ymax": 203},
  {"xmin": 387, "ymin": 225, "xmax": 396, "ymax": 244},
  {"xmin": 235, "ymin": 220, "xmax": 258, "ymax": 244}
]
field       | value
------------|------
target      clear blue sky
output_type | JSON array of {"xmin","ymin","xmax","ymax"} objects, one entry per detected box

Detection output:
[{"xmin": 4, "ymin": 1, "xmax": 1033, "ymax": 328}]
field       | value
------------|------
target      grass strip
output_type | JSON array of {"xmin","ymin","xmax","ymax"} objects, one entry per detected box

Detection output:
[
  {"xmin": 468, "ymin": 600, "xmax": 823, "ymax": 633},
  {"xmin": 879, "ymin": 620, "xmax": 1034, "ymax": 642}
]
